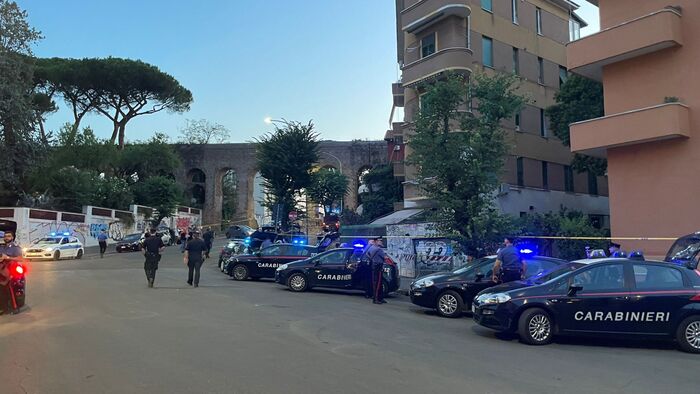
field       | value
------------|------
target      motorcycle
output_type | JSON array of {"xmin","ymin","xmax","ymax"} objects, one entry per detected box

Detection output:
[{"xmin": 0, "ymin": 219, "xmax": 26, "ymax": 315}]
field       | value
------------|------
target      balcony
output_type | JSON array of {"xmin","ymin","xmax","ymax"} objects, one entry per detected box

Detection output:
[
  {"xmin": 392, "ymin": 82, "xmax": 404, "ymax": 107},
  {"xmin": 401, "ymin": 47, "xmax": 473, "ymax": 87},
  {"xmin": 401, "ymin": 0, "xmax": 471, "ymax": 34},
  {"xmin": 567, "ymin": 8, "xmax": 683, "ymax": 81},
  {"xmin": 570, "ymin": 103, "xmax": 690, "ymax": 157}
]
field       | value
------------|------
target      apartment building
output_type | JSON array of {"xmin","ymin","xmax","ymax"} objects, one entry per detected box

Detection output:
[
  {"xmin": 567, "ymin": 0, "xmax": 696, "ymax": 255},
  {"xmin": 388, "ymin": 0, "xmax": 609, "ymax": 227}
]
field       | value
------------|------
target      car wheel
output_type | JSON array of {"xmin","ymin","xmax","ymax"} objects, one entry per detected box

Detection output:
[
  {"xmin": 53, "ymin": 251, "xmax": 60, "ymax": 261},
  {"xmin": 518, "ymin": 308, "xmax": 554, "ymax": 345},
  {"xmin": 676, "ymin": 315, "xmax": 700, "ymax": 353},
  {"xmin": 76, "ymin": 249, "xmax": 83, "ymax": 260},
  {"xmin": 287, "ymin": 273, "xmax": 308, "ymax": 292},
  {"xmin": 436, "ymin": 290, "xmax": 464, "ymax": 318},
  {"xmin": 381, "ymin": 280, "xmax": 390, "ymax": 298},
  {"xmin": 232, "ymin": 264, "xmax": 248, "ymax": 281}
]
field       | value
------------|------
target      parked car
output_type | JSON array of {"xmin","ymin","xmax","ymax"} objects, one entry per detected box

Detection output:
[
  {"xmin": 116, "ymin": 233, "xmax": 143, "ymax": 253},
  {"xmin": 226, "ymin": 225, "xmax": 254, "ymax": 240},
  {"xmin": 226, "ymin": 244, "xmax": 318, "ymax": 280},
  {"xmin": 23, "ymin": 233, "xmax": 84, "ymax": 260}
]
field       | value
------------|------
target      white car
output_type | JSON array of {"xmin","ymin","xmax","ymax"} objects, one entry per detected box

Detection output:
[
  {"xmin": 140, "ymin": 231, "xmax": 172, "ymax": 246},
  {"xmin": 24, "ymin": 233, "xmax": 84, "ymax": 260}
]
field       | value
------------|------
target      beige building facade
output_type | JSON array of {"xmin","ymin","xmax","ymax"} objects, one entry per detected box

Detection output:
[
  {"xmin": 389, "ymin": 0, "xmax": 609, "ymax": 226},
  {"xmin": 568, "ymin": 0, "xmax": 697, "ymax": 255}
]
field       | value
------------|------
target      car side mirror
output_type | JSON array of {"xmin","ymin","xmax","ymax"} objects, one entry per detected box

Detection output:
[
  {"xmin": 568, "ymin": 285, "xmax": 583, "ymax": 297},
  {"xmin": 475, "ymin": 272, "xmax": 485, "ymax": 282}
]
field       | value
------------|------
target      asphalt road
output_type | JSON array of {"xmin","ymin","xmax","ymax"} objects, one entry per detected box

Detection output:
[{"xmin": 1, "ymin": 240, "xmax": 698, "ymax": 394}]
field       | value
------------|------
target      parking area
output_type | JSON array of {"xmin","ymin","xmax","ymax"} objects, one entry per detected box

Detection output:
[{"xmin": 1, "ymin": 239, "xmax": 699, "ymax": 394}]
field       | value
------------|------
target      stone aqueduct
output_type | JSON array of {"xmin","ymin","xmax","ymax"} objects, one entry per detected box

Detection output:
[{"xmin": 174, "ymin": 141, "xmax": 387, "ymax": 227}]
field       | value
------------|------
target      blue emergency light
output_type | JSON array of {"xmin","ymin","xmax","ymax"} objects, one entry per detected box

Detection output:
[
  {"xmin": 352, "ymin": 240, "xmax": 366, "ymax": 249},
  {"xmin": 244, "ymin": 237, "xmax": 251, "ymax": 245},
  {"xmin": 518, "ymin": 243, "xmax": 538, "ymax": 256}
]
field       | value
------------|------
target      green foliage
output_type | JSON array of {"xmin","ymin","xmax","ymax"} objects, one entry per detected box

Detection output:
[
  {"xmin": 307, "ymin": 168, "xmax": 348, "ymax": 215},
  {"xmin": 516, "ymin": 210, "xmax": 607, "ymax": 261},
  {"xmin": 47, "ymin": 167, "xmax": 100, "ymax": 212},
  {"xmin": 111, "ymin": 133, "xmax": 181, "ymax": 181},
  {"xmin": 546, "ymin": 74, "xmax": 607, "ymax": 176},
  {"xmin": 132, "ymin": 176, "xmax": 182, "ymax": 227},
  {"xmin": 408, "ymin": 72, "xmax": 525, "ymax": 246},
  {"xmin": 255, "ymin": 120, "xmax": 319, "ymax": 227},
  {"xmin": 34, "ymin": 57, "xmax": 193, "ymax": 148},
  {"xmin": 178, "ymin": 118, "xmax": 230, "ymax": 144},
  {"xmin": 358, "ymin": 164, "xmax": 402, "ymax": 222},
  {"xmin": 221, "ymin": 171, "xmax": 237, "ymax": 226}
]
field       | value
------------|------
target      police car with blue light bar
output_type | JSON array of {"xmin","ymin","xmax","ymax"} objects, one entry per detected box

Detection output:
[
  {"xmin": 23, "ymin": 232, "xmax": 85, "ymax": 260},
  {"xmin": 472, "ymin": 257, "xmax": 700, "ymax": 353}
]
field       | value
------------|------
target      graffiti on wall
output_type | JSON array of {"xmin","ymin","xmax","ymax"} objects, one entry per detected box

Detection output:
[
  {"xmin": 90, "ymin": 223, "xmax": 108, "ymax": 238},
  {"xmin": 28, "ymin": 221, "xmax": 89, "ymax": 245},
  {"xmin": 108, "ymin": 221, "xmax": 125, "ymax": 241}
]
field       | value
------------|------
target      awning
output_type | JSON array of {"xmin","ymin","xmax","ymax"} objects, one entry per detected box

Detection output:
[{"xmin": 369, "ymin": 209, "xmax": 424, "ymax": 226}]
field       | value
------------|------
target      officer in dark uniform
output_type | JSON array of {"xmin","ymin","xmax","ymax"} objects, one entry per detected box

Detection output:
[
  {"xmin": 0, "ymin": 231, "xmax": 23, "ymax": 314},
  {"xmin": 366, "ymin": 237, "xmax": 388, "ymax": 304},
  {"xmin": 142, "ymin": 228, "xmax": 165, "ymax": 288},
  {"xmin": 359, "ymin": 239, "xmax": 376, "ymax": 299},
  {"xmin": 492, "ymin": 237, "xmax": 527, "ymax": 283},
  {"xmin": 184, "ymin": 231, "xmax": 207, "ymax": 287},
  {"xmin": 203, "ymin": 227, "xmax": 214, "ymax": 258}
]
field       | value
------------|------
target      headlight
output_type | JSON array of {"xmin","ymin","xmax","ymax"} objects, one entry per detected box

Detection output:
[
  {"xmin": 277, "ymin": 264, "xmax": 288, "ymax": 271},
  {"xmin": 414, "ymin": 279, "xmax": 434, "ymax": 288},
  {"xmin": 477, "ymin": 293, "xmax": 511, "ymax": 305},
  {"xmin": 45, "ymin": 247, "xmax": 54, "ymax": 252}
]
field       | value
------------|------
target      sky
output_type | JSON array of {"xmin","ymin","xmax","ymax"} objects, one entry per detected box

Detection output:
[{"xmin": 19, "ymin": 0, "xmax": 599, "ymax": 144}]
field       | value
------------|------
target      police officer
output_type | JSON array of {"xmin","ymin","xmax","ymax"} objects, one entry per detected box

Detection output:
[
  {"xmin": 359, "ymin": 239, "xmax": 376, "ymax": 299},
  {"xmin": 492, "ymin": 237, "xmax": 527, "ymax": 283},
  {"xmin": 184, "ymin": 231, "xmax": 207, "ymax": 287},
  {"xmin": 142, "ymin": 228, "xmax": 165, "ymax": 288},
  {"xmin": 203, "ymin": 227, "xmax": 214, "ymax": 258},
  {"xmin": 97, "ymin": 229, "xmax": 108, "ymax": 258},
  {"xmin": 0, "ymin": 231, "xmax": 23, "ymax": 314},
  {"xmin": 366, "ymin": 237, "xmax": 387, "ymax": 304}
]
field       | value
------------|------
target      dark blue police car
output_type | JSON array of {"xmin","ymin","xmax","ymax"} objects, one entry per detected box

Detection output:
[
  {"xmin": 473, "ymin": 258, "xmax": 700, "ymax": 353},
  {"xmin": 275, "ymin": 247, "xmax": 400, "ymax": 296},
  {"xmin": 225, "ymin": 243, "xmax": 318, "ymax": 280}
]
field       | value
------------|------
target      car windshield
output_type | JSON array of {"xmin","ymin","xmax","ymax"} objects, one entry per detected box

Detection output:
[
  {"xmin": 35, "ymin": 237, "xmax": 61, "ymax": 244},
  {"xmin": 123, "ymin": 234, "xmax": 141, "ymax": 242},
  {"xmin": 530, "ymin": 263, "xmax": 584, "ymax": 284},
  {"xmin": 664, "ymin": 236, "xmax": 700, "ymax": 262},
  {"xmin": 452, "ymin": 257, "xmax": 494, "ymax": 275}
]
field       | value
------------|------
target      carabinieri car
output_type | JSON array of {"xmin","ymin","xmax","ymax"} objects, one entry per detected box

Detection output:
[
  {"xmin": 410, "ymin": 255, "xmax": 568, "ymax": 318},
  {"xmin": 275, "ymin": 247, "xmax": 400, "ymax": 296},
  {"xmin": 473, "ymin": 258, "xmax": 700, "ymax": 353},
  {"xmin": 225, "ymin": 243, "xmax": 318, "ymax": 281}
]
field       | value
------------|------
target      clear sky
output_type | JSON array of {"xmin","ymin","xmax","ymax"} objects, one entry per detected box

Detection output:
[{"xmin": 19, "ymin": 0, "xmax": 598, "ymax": 144}]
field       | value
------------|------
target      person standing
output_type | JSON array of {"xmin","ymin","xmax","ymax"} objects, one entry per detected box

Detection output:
[
  {"xmin": 203, "ymin": 227, "xmax": 214, "ymax": 259},
  {"xmin": 142, "ymin": 228, "xmax": 165, "ymax": 288},
  {"xmin": 97, "ymin": 229, "xmax": 108, "ymax": 258},
  {"xmin": 184, "ymin": 231, "xmax": 207, "ymax": 287},
  {"xmin": 0, "ymin": 231, "xmax": 23, "ymax": 314},
  {"xmin": 492, "ymin": 237, "xmax": 527, "ymax": 283},
  {"xmin": 366, "ymin": 237, "xmax": 387, "ymax": 304},
  {"xmin": 359, "ymin": 239, "xmax": 376, "ymax": 299},
  {"xmin": 179, "ymin": 229, "xmax": 187, "ymax": 253}
]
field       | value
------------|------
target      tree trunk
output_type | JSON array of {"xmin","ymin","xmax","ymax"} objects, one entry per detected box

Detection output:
[
  {"xmin": 109, "ymin": 122, "xmax": 119, "ymax": 145},
  {"xmin": 118, "ymin": 121, "xmax": 127, "ymax": 150}
]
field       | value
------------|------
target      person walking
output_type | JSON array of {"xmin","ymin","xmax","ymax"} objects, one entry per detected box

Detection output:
[
  {"xmin": 203, "ymin": 227, "xmax": 214, "ymax": 259},
  {"xmin": 0, "ymin": 231, "xmax": 23, "ymax": 314},
  {"xmin": 184, "ymin": 231, "xmax": 207, "ymax": 287},
  {"xmin": 179, "ymin": 229, "xmax": 187, "ymax": 253},
  {"xmin": 97, "ymin": 229, "xmax": 108, "ymax": 258},
  {"xmin": 142, "ymin": 228, "xmax": 165, "ymax": 288},
  {"xmin": 366, "ymin": 237, "xmax": 387, "ymax": 304},
  {"xmin": 492, "ymin": 237, "xmax": 527, "ymax": 283}
]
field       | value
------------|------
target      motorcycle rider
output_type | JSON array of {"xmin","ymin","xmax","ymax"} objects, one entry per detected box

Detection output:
[{"xmin": 0, "ymin": 231, "xmax": 23, "ymax": 314}]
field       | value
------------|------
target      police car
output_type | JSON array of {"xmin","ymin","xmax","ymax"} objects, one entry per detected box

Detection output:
[
  {"xmin": 410, "ymin": 254, "xmax": 568, "ymax": 318},
  {"xmin": 23, "ymin": 233, "xmax": 85, "ymax": 260},
  {"xmin": 473, "ymin": 258, "xmax": 700, "ymax": 353},
  {"xmin": 225, "ymin": 243, "xmax": 318, "ymax": 280},
  {"xmin": 274, "ymin": 247, "xmax": 400, "ymax": 296}
]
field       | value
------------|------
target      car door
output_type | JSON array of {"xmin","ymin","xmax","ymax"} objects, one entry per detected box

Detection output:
[
  {"xmin": 523, "ymin": 258, "xmax": 559, "ymax": 280},
  {"xmin": 460, "ymin": 259, "xmax": 498, "ymax": 301},
  {"xmin": 309, "ymin": 249, "xmax": 353, "ymax": 288},
  {"xmin": 69, "ymin": 237, "xmax": 81, "ymax": 256},
  {"xmin": 252, "ymin": 244, "xmax": 285, "ymax": 277},
  {"xmin": 59, "ymin": 237, "xmax": 74, "ymax": 257},
  {"xmin": 549, "ymin": 262, "xmax": 631, "ymax": 333},
  {"xmin": 626, "ymin": 263, "xmax": 692, "ymax": 335}
]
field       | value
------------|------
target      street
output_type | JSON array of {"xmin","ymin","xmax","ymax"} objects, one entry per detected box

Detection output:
[{"xmin": 1, "ymin": 239, "xmax": 698, "ymax": 394}]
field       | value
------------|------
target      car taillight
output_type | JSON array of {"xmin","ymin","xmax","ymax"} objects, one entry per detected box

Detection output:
[{"xmin": 691, "ymin": 293, "xmax": 700, "ymax": 301}]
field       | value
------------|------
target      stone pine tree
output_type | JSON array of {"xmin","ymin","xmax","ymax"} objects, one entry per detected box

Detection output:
[
  {"xmin": 255, "ymin": 120, "xmax": 319, "ymax": 229},
  {"xmin": 546, "ymin": 74, "xmax": 607, "ymax": 176},
  {"xmin": 408, "ymin": 73, "xmax": 524, "ymax": 251}
]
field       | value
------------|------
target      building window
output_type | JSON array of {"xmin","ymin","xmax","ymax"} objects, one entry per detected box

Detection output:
[
  {"xmin": 482, "ymin": 36, "xmax": 493, "ymax": 68},
  {"xmin": 569, "ymin": 18, "xmax": 581, "ymax": 41},
  {"xmin": 515, "ymin": 112, "xmax": 521, "ymax": 131},
  {"xmin": 540, "ymin": 108, "xmax": 547, "ymax": 137},
  {"xmin": 588, "ymin": 172, "xmax": 599, "ymax": 195},
  {"xmin": 589, "ymin": 215, "xmax": 604, "ymax": 229},
  {"xmin": 541, "ymin": 162, "xmax": 548, "ymax": 189},
  {"xmin": 538, "ymin": 57, "xmax": 544, "ymax": 84},
  {"xmin": 394, "ymin": 136, "xmax": 403, "ymax": 145},
  {"xmin": 481, "ymin": 0, "xmax": 492, "ymax": 12},
  {"xmin": 420, "ymin": 32, "xmax": 436, "ymax": 58},
  {"xmin": 536, "ymin": 8, "xmax": 543, "ymax": 35},
  {"xmin": 564, "ymin": 165, "xmax": 574, "ymax": 192},
  {"xmin": 516, "ymin": 157, "xmax": 524, "ymax": 187},
  {"xmin": 511, "ymin": 0, "xmax": 519, "ymax": 24},
  {"xmin": 512, "ymin": 47, "xmax": 519, "ymax": 75},
  {"xmin": 466, "ymin": 15, "xmax": 471, "ymax": 49},
  {"xmin": 559, "ymin": 66, "xmax": 568, "ymax": 87}
]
